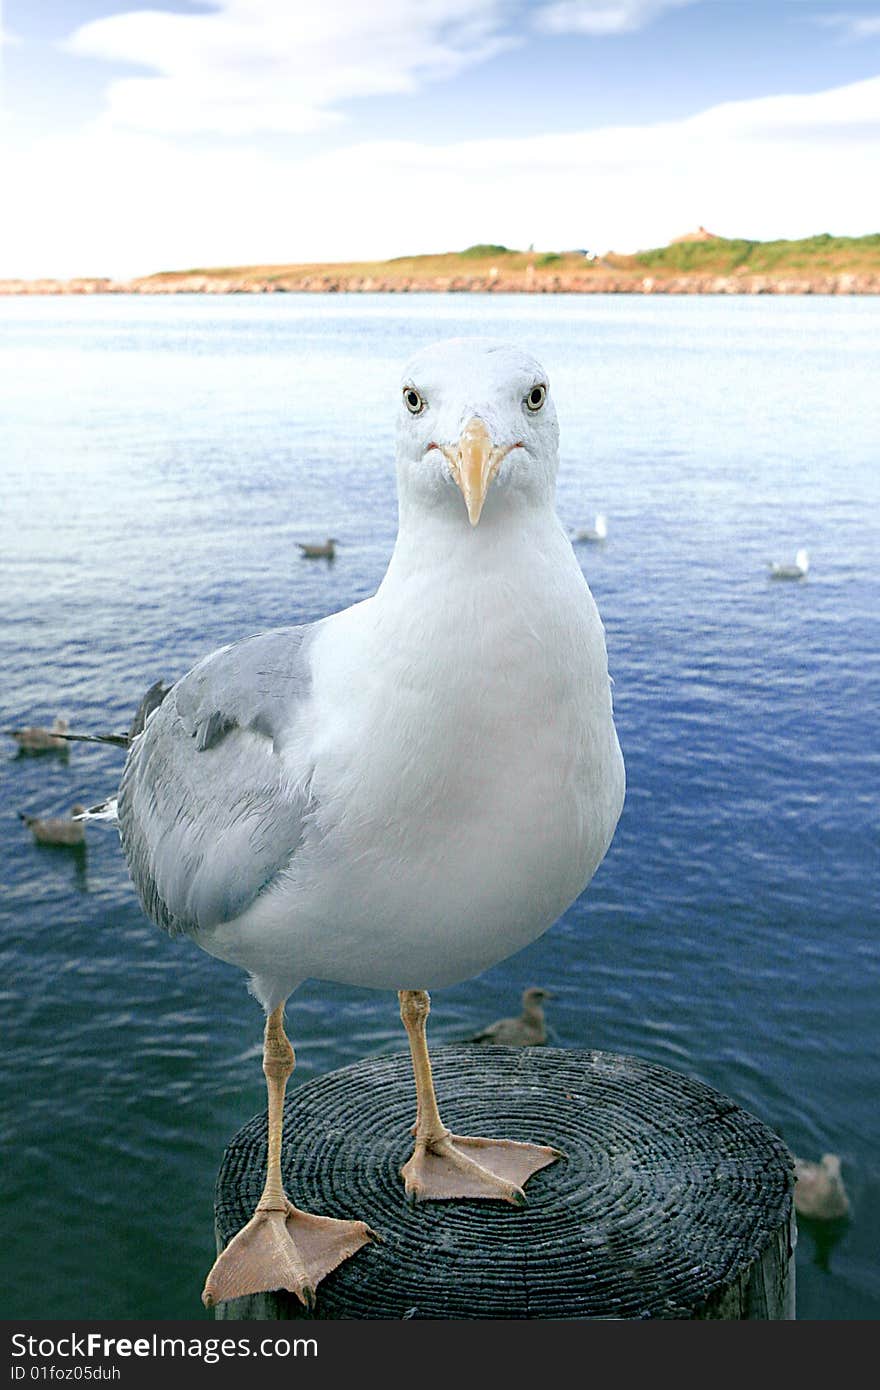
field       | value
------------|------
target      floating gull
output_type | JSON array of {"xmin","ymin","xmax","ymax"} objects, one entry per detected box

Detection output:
[
  {"xmin": 297, "ymin": 538, "xmax": 338, "ymax": 560},
  {"xmin": 571, "ymin": 514, "xmax": 607, "ymax": 544},
  {"xmin": 464, "ymin": 987, "xmax": 554, "ymax": 1047},
  {"xmin": 5, "ymin": 717, "xmax": 69, "ymax": 752},
  {"xmin": 19, "ymin": 805, "xmax": 87, "ymax": 847},
  {"xmin": 769, "ymin": 548, "xmax": 809, "ymax": 580},
  {"xmin": 793, "ymin": 1154, "xmax": 850, "ymax": 1221},
  {"xmin": 115, "ymin": 338, "xmax": 626, "ymax": 1309},
  {"xmin": 28, "ymin": 681, "xmax": 171, "ymax": 752}
]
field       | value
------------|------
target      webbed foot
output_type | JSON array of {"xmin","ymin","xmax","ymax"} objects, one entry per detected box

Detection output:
[
  {"xmin": 203, "ymin": 1200, "xmax": 376, "ymax": 1308},
  {"xmin": 401, "ymin": 1133, "xmax": 562, "ymax": 1205}
]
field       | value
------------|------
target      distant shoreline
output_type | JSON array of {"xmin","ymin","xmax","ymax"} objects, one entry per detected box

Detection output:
[
  {"xmin": 3, "ymin": 236, "xmax": 879, "ymax": 297},
  {"xmin": 2, "ymin": 273, "xmax": 878, "ymax": 297}
]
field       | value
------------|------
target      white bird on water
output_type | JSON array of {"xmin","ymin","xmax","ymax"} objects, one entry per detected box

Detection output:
[
  {"xmin": 793, "ymin": 1154, "xmax": 850, "ymax": 1221},
  {"xmin": 116, "ymin": 338, "xmax": 625, "ymax": 1310},
  {"xmin": 571, "ymin": 513, "xmax": 608, "ymax": 543},
  {"xmin": 769, "ymin": 548, "xmax": 809, "ymax": 580}
]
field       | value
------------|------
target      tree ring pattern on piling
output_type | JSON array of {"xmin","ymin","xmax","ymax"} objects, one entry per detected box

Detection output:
[{"xmin": 214, "ymin": 1045, "xmax": 794, "ymax": 1320}]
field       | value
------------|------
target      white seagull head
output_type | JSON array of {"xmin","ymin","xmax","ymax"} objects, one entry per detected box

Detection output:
[{"xmin": 396, "ymin": 338, "xmax": 560, "ymax": 528}]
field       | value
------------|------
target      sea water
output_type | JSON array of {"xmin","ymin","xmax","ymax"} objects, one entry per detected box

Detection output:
[{"xmin": 1, "ymin": 292, "xmax": 877, "ymax": 1319}]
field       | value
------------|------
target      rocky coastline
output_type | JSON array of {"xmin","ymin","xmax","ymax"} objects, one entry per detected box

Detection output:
[{"xmin": 2, "ymin": 268, "xmax": 878, "ymax": 296}]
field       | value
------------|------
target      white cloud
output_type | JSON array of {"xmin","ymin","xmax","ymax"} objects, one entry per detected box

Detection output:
[
  {"xmin": 66, "ymin": 0, "xmax": 521, "ymax": 136},
  {"xmin": 1, "ymin": 73, "xmax": 878, "ymax": 278},
  {"xmin": 534, "ymin": 0, "xmax": 698, "ymax": 36},
  {"xmin": 816, "ymin": 12, "xmax": 880, "ymax": 41},
  {"xmin": 63, "ymin": 0, "xmax": 712, "ymax": 137}
]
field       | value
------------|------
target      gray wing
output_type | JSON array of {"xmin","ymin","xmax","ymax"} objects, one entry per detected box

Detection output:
[
  {"xmin": 127, "ymin": 679, "xmax": 171, "ymax": 741},
  {"xmin": 118, "ymin": 625, "xmax": 317, "ymax": 938}
]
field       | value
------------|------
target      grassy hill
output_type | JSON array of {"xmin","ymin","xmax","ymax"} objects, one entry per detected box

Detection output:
[
  {"xmin": 624, "ymin": 232, "xmax": 880, "ymax": 275},
  {"xmin": 137, "ymin": 243, "xmax": 582, "ymax": 285}
]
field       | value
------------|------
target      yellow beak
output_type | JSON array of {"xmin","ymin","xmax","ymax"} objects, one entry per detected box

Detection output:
[{"xmin": 441, "ymin": 417, "xmax": 511, "ymax": 527}]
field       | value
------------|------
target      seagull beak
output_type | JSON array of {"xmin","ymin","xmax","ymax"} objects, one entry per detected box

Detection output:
[{"xmin": 442, "ymin": 418, "xmax": 510, "ymax": 527}]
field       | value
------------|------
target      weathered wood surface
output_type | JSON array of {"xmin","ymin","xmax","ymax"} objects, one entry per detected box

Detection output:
[{"xmin": 212, "ymin": 1046, "xmax": 795, "ymax": 1320}]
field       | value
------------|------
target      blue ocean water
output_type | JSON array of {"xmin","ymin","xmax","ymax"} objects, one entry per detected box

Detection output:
[{"xmin": 0, "ymin": 292, "xmax": 877, "ymax": 1320}]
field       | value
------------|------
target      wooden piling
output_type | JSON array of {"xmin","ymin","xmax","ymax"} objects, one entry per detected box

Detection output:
[{"xmin": 212, "ymin": 1045, "xmax": 795, "ymax": 1320}]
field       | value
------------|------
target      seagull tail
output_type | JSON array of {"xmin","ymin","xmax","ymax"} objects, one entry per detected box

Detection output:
[{"xmin": 74, "ymin": 799, "xmax": 119, "ymax": 825}]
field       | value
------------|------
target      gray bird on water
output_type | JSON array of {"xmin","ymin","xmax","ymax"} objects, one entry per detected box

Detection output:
[{"xmin": 464, "ymin": 987, "xmax": 555, "ymax": 1046}]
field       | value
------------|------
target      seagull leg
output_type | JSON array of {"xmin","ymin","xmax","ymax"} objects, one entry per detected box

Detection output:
[
  {"xmin": 202, "ymin": 1005, "xmax": 375, "ymax": 1309},
  {"xmin": 398, "ymin": 989, "xmax": 561, "ymax": 1204}
]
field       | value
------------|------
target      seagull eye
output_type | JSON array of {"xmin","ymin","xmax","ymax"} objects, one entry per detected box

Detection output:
[
  {"xmin": 525, "ymin": 384, "xmax": 547, "ymax": 413},
  {"xmin": 403, "ymin": 387, "xmax": 426, "ymax": 415}
]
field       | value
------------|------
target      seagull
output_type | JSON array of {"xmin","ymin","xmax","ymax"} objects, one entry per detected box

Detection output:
[
  {"xmin": 115, "ymin": 337, "xmax": 626, "ymax": 1310},
  {"xmin": 793, "ymin": 1154, "xmax": 850, "ymax": 1222},
  {"xmin": 571, "ymin": 514, "xmax": 607, "ymax": 543},
  {"xmin": 769, "ymin": 548, "xmax": 809, "ymax": 580},
  {"xmin": 464, "ymin": 987, "xmax": 554, "ymax": 1047},
  {"xmin": 19, "ymin": 805, "xmax": 87, "ymax": 847},
  {"xmin": 5, "ymin": 717, "xmax": 69, "ymax": 752},
  {"xmin": 297, "ymin": 538, "xmax": 338, "ymax": 560}
]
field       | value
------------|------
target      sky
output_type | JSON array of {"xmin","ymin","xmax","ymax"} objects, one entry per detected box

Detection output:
[{"xmin": 0, "ymin": 0, "xmax": 879, "ymax": 278}]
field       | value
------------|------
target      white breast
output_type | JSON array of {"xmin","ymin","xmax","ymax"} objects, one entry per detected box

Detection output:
[{"xmin": 206, "ymin": 513, "xmax": 624, "ymax": 994}]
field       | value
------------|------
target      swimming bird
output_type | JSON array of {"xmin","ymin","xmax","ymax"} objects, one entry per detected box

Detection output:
[
  {"xmin": 793, "ymin": 1154, "xmax": 850, "ymax": 1221},
  {"xmin": 571, "ymin": 514, "xmax": 607, "ymax": 543},
  {"xmin": 464, "ymin": 987, "xmax": 554, "ymax": 1047},
  {"xmin": 6, "ymin": 717, "xmax": 70, "ymax": 752},
  {"xmin": 116, "ymin": 338, "xmax": 625, "ymax": 1310},
  {"xmin": 297, "ymin": 538, "xmax": 338, "ymax": 559},
  {"xmin": 19, "ymin": 805, "xmax": 87, "ymax": 847},
  {"xmin": 24, "ymin": 681, "xmax": 172, "ymax": 753},
  {"xmin": 769, "ymin": 548, "xmax": 809, "ymax": 580}
]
